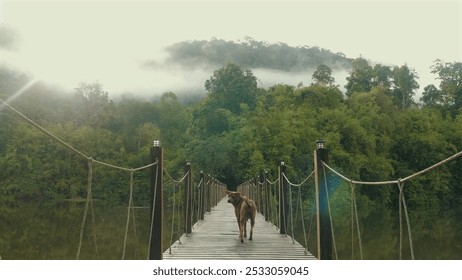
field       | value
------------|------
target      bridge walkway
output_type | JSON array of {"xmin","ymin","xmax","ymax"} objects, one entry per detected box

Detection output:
[{"xmin": 163, "ymin": 198, "xmax": 316, "ymax": 260}]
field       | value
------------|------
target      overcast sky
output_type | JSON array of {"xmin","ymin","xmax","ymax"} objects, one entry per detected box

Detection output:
[{"xmin": 0, "ymin": 0, "xmax": 461, "ymax": 96}]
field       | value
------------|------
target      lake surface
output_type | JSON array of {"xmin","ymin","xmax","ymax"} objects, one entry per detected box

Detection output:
[
  {"xmin": 0, "ymin": 201, "xmax": 152, "ymax": 260},
  {"xmin": 0, "ymin": 200, "xmax": 461, "ymax": 260}
]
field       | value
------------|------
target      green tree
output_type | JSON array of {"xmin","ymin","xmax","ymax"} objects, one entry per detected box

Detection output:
[
  {"xmin": 431, "ymin": 60, "xmax": 462, "ymax": 114},
  {"xmin": 371, "ymin": 64, "xmax": 392, "ymax": 88},
  {"xmin": 391, "ymin": 64, "xmax": 419, "ymax": 109},
  {"xmin": 420, "ymin": 84, "xmax": 443, "ymax": 108},
  {"xmin": 345, "ymin": 57, "xmax": 374, "ymax": 96},
  {"xmin": 296, "ymin": 84, "xmax": 343, "ymax": 109},
  {"xmin": 312, "ymin": 64, "xmax": 335, "ymax": 86},
  {"xmin": 72, "ymin": 81, "xmax": 113, "ymax": 128},
  {"xmin": 204, "ymin": 62, "xmax": 258, "ymax": 114}
]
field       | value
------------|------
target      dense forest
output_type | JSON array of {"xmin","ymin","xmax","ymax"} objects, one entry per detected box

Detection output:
[
  {"xmin": 1, "ymin": 40, "xmax": 462, "ymax": 214},
  {"xmin": 147, "ymin": 37, "xmax": 353, "ymax": 71}
]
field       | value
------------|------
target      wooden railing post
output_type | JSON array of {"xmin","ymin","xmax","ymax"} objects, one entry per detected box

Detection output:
[
  {"xmin": 184, "ymin": 161, "xmax": 192, "ymax": 234},
  {"xmin": 206, "ymin": 174, "xmax": 211, "ymax": 212},
  {"xmin": 211, "ymin": 179, "xmax": 216, "ymax": 207},
  {"xmin": 279, "ymin": 161, "xmax": 288, "ymax": 235},
  {"xmin": 263, "ymin": 170, "xmax": 270, "ymax": 221},
  {"xmin": 255, "ymin": 177, "xmax": 260, "ymax": 212},
  {"xmin": 200, "ymin": 171, "xmax": 205, "ymax": 220},
  {"xmin": 215, "ymin": 180, "xmax": 219, "ymax": 206},
  {"xmin": 149, "ymin": 140, "xmax": 163, "ymax": 260},
  {"xmin": 315, "ymin": 139, "xmax": 332, "ymax": 260}
]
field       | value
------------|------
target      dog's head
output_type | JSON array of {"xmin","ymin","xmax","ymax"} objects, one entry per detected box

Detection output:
[{"xmin": 225, "ymin": 190, "xmax": 242, "ymax": 205}]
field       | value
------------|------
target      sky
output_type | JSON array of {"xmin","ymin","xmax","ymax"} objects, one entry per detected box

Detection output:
[{"xmin": 0, "ymin": 0, "xmax": 461, "ymax": 97}]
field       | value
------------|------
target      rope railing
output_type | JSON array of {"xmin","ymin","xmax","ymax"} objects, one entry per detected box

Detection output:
[
  {"xmin": 322, "ymin": 149, "xmax": 462, "ymax": 185},
  {"xmin": 239, "ymin": 168, "xmax": 317, "ymax": 256},
  {"xmin": 164, "ymin": 169, "xmax": 190, "ymax": 184},
  {"xmin": 321, "ymin": 165, "xmax": 338, "ymax": 260},
  {"xmin": 2, "ymin": 96, "xmax": 229, "ymax": 260},
  {"xmin": 164, "ymin": 168, "xmax": 190, "ymax": 254},
  {"xmin": 161, "ymin": 169, "xmax": 227, "ymax": 255},
  {"xmin": 281, "ymin": 171, "xmax": 316, "ymax": 251},
  {"xmin": 7, "ymin": 92, "xmax": 458, "ymax": 260},
  {"xmin": 350, "ymin": 182, "xmax": 363, "ymax": 260},
  {"xmin": 319, "ymin": 150, "xmax": 462, "ymax": 260},
  {"xmin": 1, "ymin": 97, "xmax": 156, "ymax": 173},
  {"xmin": 283, "ymin": 171, "xmax": 315, "ymax": 187},
  {"xmin": 194, "ymin": 178, "xmax": 204, "ymax": 227}
]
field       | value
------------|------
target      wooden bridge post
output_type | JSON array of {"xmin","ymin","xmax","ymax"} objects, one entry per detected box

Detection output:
[
  {"xmin": 149, "ymin": 140, "xmax": 163, "ymax": 260},
  {"xmin": 255, "ymin": 177, "xmax": 261, "ymax": 213},
  {"xmin": 184, "ymin": 161, "xmax": 192, "ymax": 234},
  {"xmin": 206, "ymin": 174, "xmax": 211, "ymax": 212},
  {"xmin": 212, "ymin": 179, "xmax": 217, "ymax": 207},
  {"xmin": 199, "ymin": 171, "xmax": 205, "ymax": 220},
  {"xmin": 314, "ymin": 139, "xmax": 332, "ymax": 260},
  {"xmin": 263, "ymin": 170, "xmax": 270, "ymax": 221},
  {"xmin": 279, "ymin": 162, "xmax": 288, "ymax": 235}
]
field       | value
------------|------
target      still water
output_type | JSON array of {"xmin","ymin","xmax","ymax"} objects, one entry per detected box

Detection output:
[
  {"xmin": 0, "ymin": 200, "xmax": 461, "ymax": 260},
  {"xmin": 0, "ymin": 201, "xmax": 152, "ymax": 260}
]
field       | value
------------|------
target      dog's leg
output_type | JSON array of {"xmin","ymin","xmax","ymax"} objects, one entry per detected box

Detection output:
[
  {"xmin": 244, "ymin": 220, "xmax": 247, "ymax": 238},
  {"xmin": 239, "ymin": 220, "xmax": 245, "ymax": 243}
]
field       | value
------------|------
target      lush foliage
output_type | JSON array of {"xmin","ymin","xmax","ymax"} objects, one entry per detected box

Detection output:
[
  {"xmin": 1, "ymin": 55, "xmax": 462, "ymax": 214},
  {"xmin": 161, "ymin": 37, "xmax": 352, "ymax": 71}
]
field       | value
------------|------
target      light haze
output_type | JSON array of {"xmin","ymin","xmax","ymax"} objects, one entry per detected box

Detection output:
[{"xmin": 1, "ymin": 0, "xmax": 460, "ymax": 96}]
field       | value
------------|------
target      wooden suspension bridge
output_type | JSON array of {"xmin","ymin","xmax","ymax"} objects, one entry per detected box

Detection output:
[
  {"xmin": 163, "ymin": 197, "xmax": 316, "ymax": 260},
  {"xmin": 2, "ymin": 97, "xmax": 462, "ymax": 260}
]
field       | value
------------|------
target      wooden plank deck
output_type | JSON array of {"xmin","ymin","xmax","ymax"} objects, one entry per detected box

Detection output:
[{"xmin": 163, "ymin": 198, "xmax": 317, "ymax": 260}]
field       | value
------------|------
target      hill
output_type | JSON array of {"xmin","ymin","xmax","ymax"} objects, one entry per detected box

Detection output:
[{"xmin": 148, "ymin": 37, "xmax": 353, "ymax": 72}]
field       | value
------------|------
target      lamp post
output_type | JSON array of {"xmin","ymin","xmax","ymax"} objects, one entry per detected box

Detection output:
[
  {"xmin": 149, "ymin": 140, "xmax": 163, "ymax": 260},
  {"xmin": 314, "ymin": 139, "xmax": 331, "ymax": 260}
]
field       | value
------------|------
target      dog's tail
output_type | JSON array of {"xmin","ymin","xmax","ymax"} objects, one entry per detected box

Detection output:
[{"xmin": 243, "ymin": 196, "xmax": 254, "ymax": 208}]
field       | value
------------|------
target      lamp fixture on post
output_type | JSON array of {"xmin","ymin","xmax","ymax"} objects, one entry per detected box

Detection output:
[{"xmin": 315, "ymin": 139, "xmax": 325, "ymax": 150}]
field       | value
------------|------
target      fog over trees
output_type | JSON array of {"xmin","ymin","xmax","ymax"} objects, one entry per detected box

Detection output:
[{"xmin": 1, "ymin": 39, "xmax": 462, "ymax": 213}]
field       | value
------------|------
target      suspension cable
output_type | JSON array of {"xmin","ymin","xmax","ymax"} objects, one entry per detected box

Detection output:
[
  {"xmin": 307, "ymin": 193, "xmax": 316, "ymax": 253},
  {"xmin": 322, "ymin": 148, "xmax": 462, "ymax": 185},
  {"xmin": 283, "ymin": 170, "xmax": 315, "ymax": 187},
  {"xmin": 350, "ymin": 182, "xmax": 363, "ymax": 259},
  {"xmin": 164, "ymin": 169, "xmax": 190, "ymax": 184},
  {"xmin": 1, "ymin": 97, "xmax": 158, "ymax": 173},
  {"xmin": 122, "ymin": 170, "xmax": 135, "ymax": 259},
  {"xmin": 176, "ymin": 184, "xmax": 182, "ymax": 245},
  {"xmin": 76, "ymin": 158, "xmax": 95, "ymax": 259},
  {"xmin": 266, "ymin": 177, "xmax": 280, "ymax": 185},
  {"xmin": 322, "ymin": 161, "xmax": 398, "ymax": 185},
  {"xmin": 398, "ymin": 181, "xmax": 415, "ymax": 260},
  {"xmin": 147, "ymin": 163, "xmax": 159, "ymax": 260},
  {"xmin": 298, "ymin": 185, "xmax": 309, "ymax": 255},
  {"xmin": 288, "ymin": 184, "xmax": 295, "ymax": 244},
  {"xmin": 195, "ymin": 178, "xmax": 203, "ymax": 226},
  {"xmin": 130, "ymin": 197, "xmax": 139, "ymax": 259},
  {"xmin": 168, "ymin": 183, "xmax": 178, "ymax": 254},
  {"xmin": 322, "ymin": 164, "xmax": 338, "ymax": 260}
]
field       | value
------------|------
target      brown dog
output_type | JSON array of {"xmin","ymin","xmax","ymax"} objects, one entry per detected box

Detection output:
[{"xmin": 225, "ymin": 190, "xmax": 256, "ymax": 243}]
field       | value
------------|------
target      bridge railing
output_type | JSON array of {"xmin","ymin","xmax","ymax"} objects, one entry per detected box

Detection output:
[
  {"xmin": 118, "ymin": 141, "xmax": 227, "ymax": 260},
  {"xmin": 238, "ymin": 161, "xmax": 317, "ymax": 257},
  {"xmin": 0, "ymin": 98, "xmax": 226, "ymax": 260},
  {"xmin": 317, "ymin": 140, "xmax": 462, "ymax": 260}
]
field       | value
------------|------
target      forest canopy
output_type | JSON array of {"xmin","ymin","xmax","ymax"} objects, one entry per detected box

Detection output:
[
  {"xmin": 1, "ymin": 40, "xmax": 462, "ymax": 213},
  {"xmin": 145, "ymin": 37, "xmax": 353, "ymax": 72}
]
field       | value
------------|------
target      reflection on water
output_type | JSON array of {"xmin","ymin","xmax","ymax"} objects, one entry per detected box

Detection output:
[
  {"xmin": 0, "ymin": 201, "xmax": 151, "ymax": 260},
  {"xmin": 292, "ymin": 204, "xmax": 462, "ymax": 260},
  {"xmin": 0, "ymin": 200, "xmax": 461, "ymax": 259}
]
